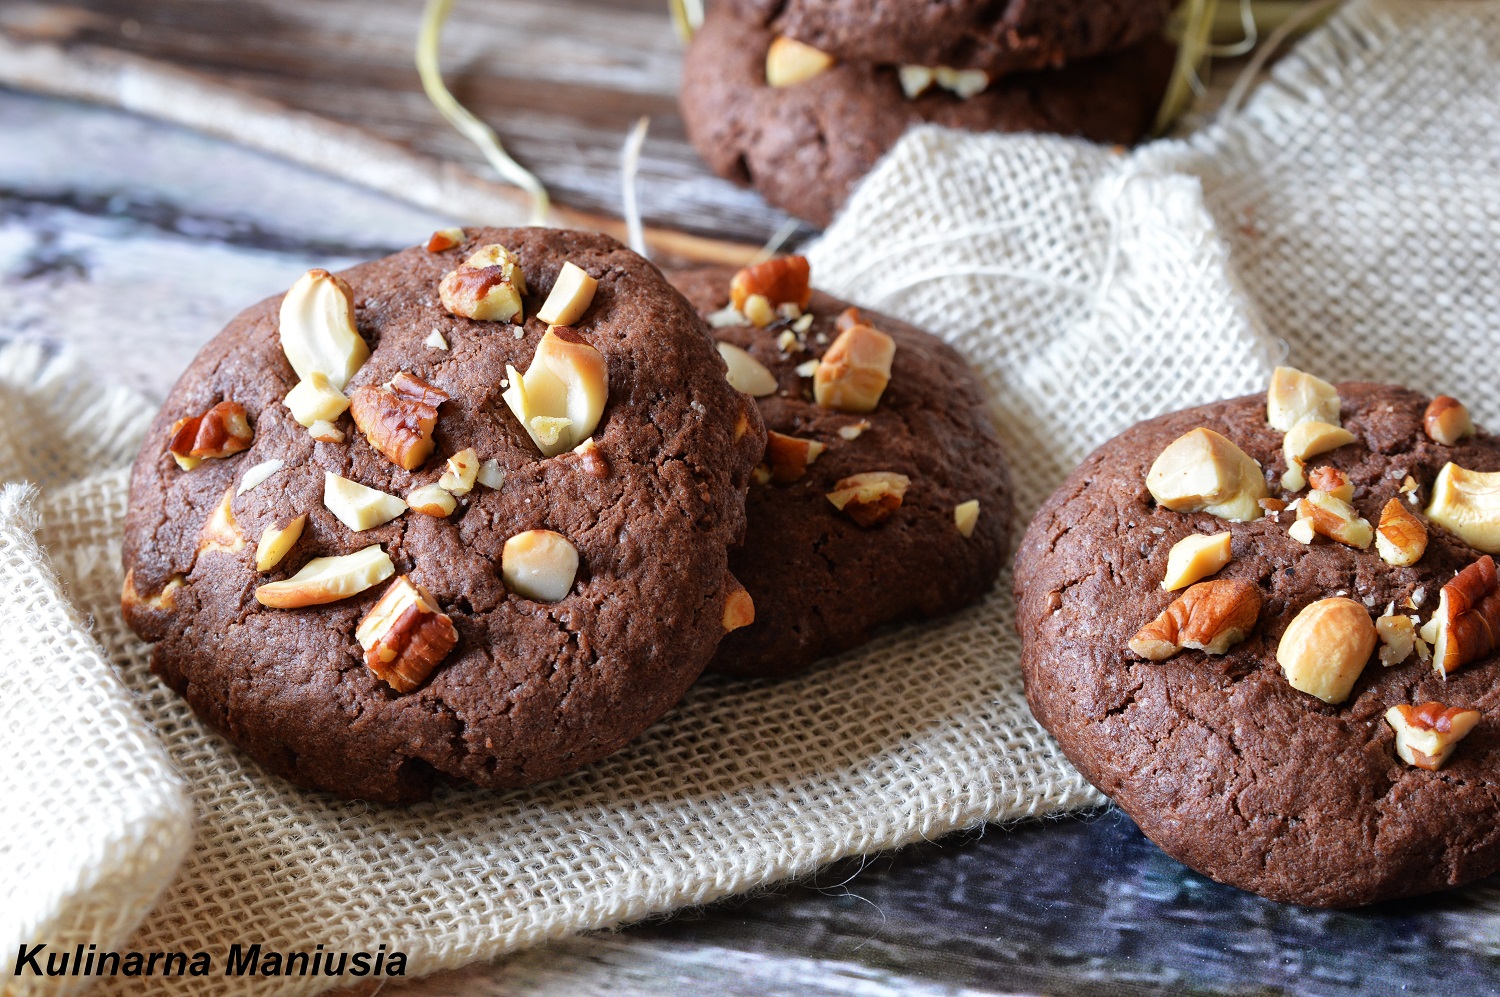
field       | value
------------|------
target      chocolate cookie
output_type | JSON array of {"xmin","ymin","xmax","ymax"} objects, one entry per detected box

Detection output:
[
  {"xmin": 121, "ymin": 227, "xmax": 765, "ymax": 803},
  {"xmin": 680, "ymin": 7, "xmax": 1173, "ymax": 227},
  {"xmin": 727, "ymin": 0, "xmax": 1171, "ymax": 77},
  {"xmin": 1016, "ymin": 377, "xmax": 1500, "ymax": 906},
  {"xmin": 670, "ymin": 262, "xmax": 1011, "ymax": 677}
]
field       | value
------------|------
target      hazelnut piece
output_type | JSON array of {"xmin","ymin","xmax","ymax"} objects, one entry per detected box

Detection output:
[
  {"xmin": 1145, "ymin": 428, "xmax": 1267, "ymax": 522},
  {"xmin": 439, "ymin": 244, "xmax": 527, "ymax": 322},
  {"xmin": 355, "ymin": 576, "xmax": 459, "ymax": 693},
  {"xmin": 722, "ymin": 575, "xmax": 755, "ymax": 631},
  {"xmin": 284, "ymin": 371, "xmax": 350, "ymax": 428},
  {"xmin": 765, "ymin": 431, "xmax": 826, "ymax": 483},
  {"xmin": 827, "ymin": 471, "xmax": 910, "ymax": 526},
  {"xmin": 716, "ymin": 342, "xmax": 779, "ymax": 397},
  {"xmin": 197, "ymin": 487, "xmax": 246, "ymax": 557},
  {"xmin": 1426, "ymin": 463, "xmax": 1500, "ymax": 552},
  {"xmin": 278, "ymin": 269, "xmax": 370, "ymax": 391},
  {"xmin": 1161, "ymin": 532, "xmax": 1232, "ymax": 591},
  {"xmin": 1424, "ymin": 396, "xmax": 1475, "ymax": 446},
  {"xmin": 954, "ymin": 499, "xmax": 980, "ymax": 538},
  {"xmin": 1276, "ymin": 597, "xmax": 1376, "ymax": 704},
  {"xmin": 765, "ymin": 36, "xmax": 835, "ymax": 87},
  {"xmin": 1129, "ymin": 578, "xmax": 1261, "ymax": 660},
  {"xmin": 1385, "ymin": 703, "xmax": 1481, "ymax": 770},
  {"xmin": 1426, "ymin": 555, "xmax": 1500, "ymax": 678},
  {"xmin": 168, "ymin": 401, "xmax": 254, "ymax": 470},
  {"xmin": 729, "ymin": 256, "xmax": 812, "ymax": 317},
  {"xmin": 814, "ymin": 323, "xmax": 896, "ymax": 413},
  {"xmin": 323, "ymin": 472, "xmax": 407, "ymax": 532},
  {"xmin": 255, "ymin": 544, "xmax": 395, "ymax": 608},
  {"xmin": 535, "ymin": 261, "xmax": 599, "ymax": 327},
  {"xmin": 425, "ymin": 227, "xmax": 465, "ymax": 252},
  {"xmin": 348, "ymin": 371, "xmax": 450, "ymax": 471},
  {"xmin": 407, "ymin": 484, "xmax": 457, "ymax": 518},
  {"xmin": 501, "ymin": 327, "xmax": 609, "ymax": 457},
  {"xmin": 255, "ymin": 514, "xmax": 306, "ymax": 571},
  {"xmin": 1266, "ymin": 366, "xmax": 1340, "ymax": 431},
  {"xmin": 502, "ymin": 529, "xmax": 579, "ymax": 603},
  {"xmin": 1375, "ymin": 497, "xmax": 1427, "ymax": 566},
  {"xmin": 438, "ymin": 447, "xmax": 479, "ymax": 495},
  {"xmin": 1281, "ymin": 421, "xmax": 1356, "ymax": 492}
]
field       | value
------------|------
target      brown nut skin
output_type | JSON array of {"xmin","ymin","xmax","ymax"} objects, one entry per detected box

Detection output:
[
  {"xmin": 730, "ymin": 255, "xmax": 813, "ymax": 312},
  {"xmin": 1376, "ymin": 497, "xmax": 1428, "ymax": 566},
  {"xmin": 168, "ymin": 401, "xmax": 253, "ymax": 465},
  {"xmin": 826, "ymin": 470, "xmax": 910, "ymax": 526},
  {"xmin": 348, "ymin": 371, "xmax": 450, "ymax": 471},
  {"xmin": 1431, "ymin": 555, "xmax": 1500, "ymax": 678},
  {"xmin": 764, "ymin": 430, "xmax": 825, "ymax": 483},
  {"xmin": 356, "ymin": 576, "xmax": 459, "ymax": 693},
  {"xmin": 1276, "ymin": 597, "xmax": 1377, "ymax": 704},
  {"xmin": 1425, "ymin": 395, "xmax": 1475, "ymax": 446},
  {"xmin": 1129, "ymin": 578, "xmax": 1261, "ymax": 660}
]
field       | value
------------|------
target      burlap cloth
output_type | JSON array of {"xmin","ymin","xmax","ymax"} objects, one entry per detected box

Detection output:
[{"xmin": 5, "ymin": 0, "xmax": 1500, "ymax": 992}]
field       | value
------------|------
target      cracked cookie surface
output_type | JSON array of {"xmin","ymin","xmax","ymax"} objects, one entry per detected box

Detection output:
[
  {"xmin": 672, "ymin": 266, "xmax": 1011, "ymax": 678},
  {"xmin": 122, "ymin": 228, "xmax": 765, "ymax": 803},
  {"xmin": 1015, "ymin": 384, "xmax": 1500, "ymax": 906}
]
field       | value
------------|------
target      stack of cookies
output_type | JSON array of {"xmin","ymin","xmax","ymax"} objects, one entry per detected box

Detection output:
[
  {"xmin": 121, "ymin": 227, "xmax": 1012, "ymax": 803},
  {"xmin": 680, "ymin": 0, "xmax": 1177, "ymax": 227}
]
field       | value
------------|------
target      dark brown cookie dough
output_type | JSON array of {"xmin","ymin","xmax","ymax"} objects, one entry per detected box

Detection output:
[
  {"xmin": 727, "ymin": 0, "xmax": 1170, "ymax": 77},
  {"xmin": 122, "ymin": 228, "xmax": 766, "ymax": 803},
  {"xmin": 680, "ymin": 6, "xmax": 1173, "ymax": 227},
  {"xmin": 670, "ymin": 265, "xmax": 1011, "ymax": 678},
  {"xmin": 1015, "ymin": 383, "xmax": 1500, "ymax": 907}
]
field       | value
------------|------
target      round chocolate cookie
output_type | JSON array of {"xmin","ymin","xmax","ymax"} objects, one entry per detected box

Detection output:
[
  {"xmin": 727, "ymin": 0, "xmax": 1171, "ymax": 77},
  {"xmin": 122, "ymin": 228, "xmax": 765, "ymax": 803},
  {"xmin": 680, "ymin": 6, "xmax": 1173, "ymax": 228},
  {"xmin": 1016, "ymin": 381, "xmax": 1500, "ymax": 906},
  {"xmin": 670, "ymin": 264, "xmax": 1011, "ymax": 678}
]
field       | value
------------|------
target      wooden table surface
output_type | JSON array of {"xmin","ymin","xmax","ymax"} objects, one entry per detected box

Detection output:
[{"xmin": 3, "ymin": 1, "xmax": 1497, "ymax": 994}]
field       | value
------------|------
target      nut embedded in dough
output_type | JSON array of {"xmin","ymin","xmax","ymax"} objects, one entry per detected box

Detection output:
[
  {"xmin": 1426, "ymin": 462, "xmax": 1500, "ymax": 552},
  {"xmin": 814, "ymin": 323, "xmax": 896, "ymax": 414},
  {"xmin": 323, "ymin": 473, "xmax": 408, "ymax": 532},
  {"xmin": 501, "ymin": 327, "xmax": 609, "ymax": 457},
  {"xmin": 826, "ymin": 471, "xmax": 910, "ymax": 527},
  {"xmin": 278, "ymin": 268, "xmax": 369, "ymax": 391},
  {"xmin": 717, "ymin": 342, "xmax": 779, "ymax": 397},
  {"xmin": 254, "ymin": 544, "xmax": 395, "ymax": 608},
  {"xmin": 1424, "ymin": 395, "xmax": 1475, "ymax": 446},
  {"xmin": 502, "ymin": 529, "xmax": 580, "ymax": 603},
  {"xmin": 1281, "ymin": 421, "xmax": 1356, "ymax": 492},
  {"xmin": 729, "ymin": 256, "xmax": 812, "ymax": 317},
  {"xmin": 1129, "ymin": 578, "xmax": 1261, "ymax": 661},
  {"xmin": 197, "ymin": 487, "xmax": 246, "ymax": 557},
  {"xmin": 1385, "ymin": 702, "xmax": 1481, "ymax": 770},
  {"xmin": 536, "ymin": 261, "xmax": 599, "ymax": 327},
  {"xmin": 1297, "ymin": 488, "xmax": 1373, "ymax": 549},
  {"xmin": 439, "ymin": 244, "xmax": 527, "ymax": 323},
  {"xmin": 348, "ymin": 371, "xmax": 449, "ymax": 471},
  {"xmin": 765, "ymin": 36, "xmax": 835, "ymax": 87},
  {"xmin": 1375, "ymin": 497, "xmax": 1427, "ymax": 566},
  {"xmin": 1145, "ymin": 428, "xmax": 1267, "ymax": 522},
  {"xmin": 168, "ymin": 401, "xmax": 254, "ymax": 470},
  {"xmin": 765, "ymin": 430, "xmax": 826, "ymax": 483},
  {"xmin": 355, "ymin": 575, "xmax": 459, "ymax": 693},
  {"xmin": 1160, "ymin": 532, "xmax": 1232, "ymax": 591},
  {"xmin": 1425, "ymin": 555, "xmax": 1500, "ymax": 679},
  {"xmin": 722, "ymin": 575, "xmax": 755, "ymax": 632},
  {"xmin": 1276, "ymin": 597, "xmax": 1376, "ymax": 704}
]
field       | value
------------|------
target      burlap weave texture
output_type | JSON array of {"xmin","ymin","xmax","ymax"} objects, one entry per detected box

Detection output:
[{"xmin": 4, "ymin": 0, "xmax": 1500, "ymax": 992}]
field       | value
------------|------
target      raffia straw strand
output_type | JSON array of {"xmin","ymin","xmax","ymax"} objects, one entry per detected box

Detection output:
[{"xmin": 620, "ymin": 116, "xmax": 651, "ymax": 258}]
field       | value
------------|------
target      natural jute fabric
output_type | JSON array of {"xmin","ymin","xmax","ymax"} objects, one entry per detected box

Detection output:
[{"xmin": 4, "ymin": 0, "xmax": 1500, "ymax": 992}]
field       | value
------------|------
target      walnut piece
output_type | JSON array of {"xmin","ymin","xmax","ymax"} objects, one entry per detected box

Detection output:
[
  {"xmin": 765, "ymin": 36, "xmax": 835, "ymax": 87},
  {"xmin": 197, "ymin": 487, "xmax": 246, "ymax": 557},
  {"xmin": 1266, "ymin": 366, "xmax": 1340, "ymax": 431},
  {"xmin": 1307, "ymin": 465, "xmax": 1353, "ymax": 502},
  {"xmin": 355, "ymin": 575, "xmax": 459, "ymax": 693},
  {"xmin": 425, "ymin": 227, "xmax": 465, "ymax": 253},
  {"xmin": 814, "ymin": 323, "xmax": 896, "ymax": 413},
  {"xmin": 1146, "ymin": 428, "xmax": 1267, "ymax": 522},
  {"xmin": 254, "ymin": 544, "xmax": 394, "ymax": 608},
  {"xmin": 284, "ymin": 371, "xmax": 350, "ymax": 429},
  {"xmin": 1375, "ymin": 497, "xmax": 1428, "ymax": 566},
  {"xmin": 1426, "ymin": 462, "xmax": 1500, "ymax": 552},
  {"xmin": 168, "ymin": 401, "xmax": 253, "ymax": 470},
  {"xmin": 954, "ymin": 499, "xmax": 980, "ymax": 538},
  {"xmin": 765, "ymin": 431, "xmax": 826, "ymax": 483},
  {"xmin": 729, "ymin": 256, "xmax": 812, "ymax": 321},
  {"xmin": 1129, "ymin": 578, "xmax": 1261, "ymax": 661},
  {"xmin": 1281, "ymin": 421, "xmax": 1356, "ymax": 492},
  {"xmin": 439, "ymin": 244, "xmax": 527, "ymax": 322},
  {"xmin": 827, "ymin": 471, "xmax": 910, "ymax": 527},
  {"xmin": 502, "ymin": 529, "xmax": 579, "ymax": 602},
  {"xmin": 536, "ymin": 261, "xmax": 599, "ymax": 327},
  {"xmin": 348, "ymin": 371, "xmax": 450, "ymax": 471},
  {"xmin": 407, "ymin": 483, "xmax": 457, "ymax": 518},
  {"xmin": 722, "ymin": 575, "xmax": 755, "ymax": 631},
  {"xmin": 323, "ymin": 472, "xmax": 407, "ymax": 532},
  {"xmin": 1161, "ymin": 532, "xmax": 1232, "ymax": 591},
  {"xmin": 501, "ymin": 327, "xmax": 609, "ymax": 457},
  {"xmin": 255, "ymin": 514, "xmax": 306, "ymax": 571},
  {"xmin": 1385, "ymin": 702, "xmax": 1481, "ymax": 770},
  {"xmin": 1297, "ymin": 488, "xmax": 1373, "ymax": 549},
  {"xmin": 1276, "ymin": 597, "xmax": 1376, "ymax": 704},
  {"xmin": 1425, "ymin": 555, "xmax": 1500, "ymax": 678},
  {"xmin": 438, "ymin": 447, "xmax": 479, "ymax": 495},
  {"xmin": 1424, "ymin": 395, "xmax": 1475, "ymax": 446},
  {"xmin": 1376, "ymin": 613, "xmax": 1416, "ymax": 668},
  {"xmin": 278, "ymin": 268, "xmax": 369, "ymax": 391},
  {"xmin": 716, "ymin": 342, "xmax": 779, "ymax": 397}
]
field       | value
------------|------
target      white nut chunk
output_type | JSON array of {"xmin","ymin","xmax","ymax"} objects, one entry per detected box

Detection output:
[
  {"xmin": 279, "ymin": 268, "xmax": 370, "ymax": 391},
  {"xmin": 716, "ymin": 342, "xmax": 779, "ymax": 397},
  {"xmin": 438, "ymin": 447, "xmax": 479, "ymax": 495},
  {"xmin": 814, "ymin": 323, "xmax": 896, "ymax": 413},
  {"xmin": 323, "ymin": 472, "xmax": 407, "ymax": 532},
  {"xmin": 254, "ymin": 544, "xmax": 394, "ymax": 608},
  {"xmin": 1385, "ymin": 703, "xmax": 1481, "ymax": 770},
  {"xmin": 1161, "ymin": 532, "xmax": 1232, "ymax": 591},
  {"xmin": 1276, "ymin": 597, "xmax": 1376, "ymax": 704},
  {"xmin": 766, "ymin": 35, "xmax": 835, "ymax": 87},
  {"xmin": 536, "ymin": 261, "xmax": 599, "ymax": 327},
  {"xmin": 1281, "ymin": 421, "xmax": 1356, "ymax": 492},
  {"xmin": 439, "ymin": 244, "xmax": 527, "ymax": 323},
  {"xmin": 1145, "ymin": 428, "xmax": 1267, "ymax": 522},
  {"xmin": 502, "ymin": 529, "xmax": 579, "ymax": 603},
  {"xmin": 1376, "ymin": 613, "xmax": 1416, "ymax": 668},
  {"xmin": 1427, "ymin": 462, "xmax": 1500, "ymax": 552},
  {"xmin": 407, "ymin": 483, "xmax": 457, "ymax": 517},
  {"xmin": 255, "ymin": 514, "xmax": 307, "ymax": 572},
  {"xmin": 954, "ymin": 499, "xmax": 980, "ymax": 538},
  {"xmin": 283, "ymin": 370, "xmax": 350, "ymax": 428},
  {"xmin": 1266, "ymin": 366, "xmax": 1340, "ymax": 432},
  {"xmin": 502, "ymin": 327, "xmax": 609, "ymax": 457}
]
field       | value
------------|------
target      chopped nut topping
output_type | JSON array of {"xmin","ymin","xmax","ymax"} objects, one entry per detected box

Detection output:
[
  {"xmin": 826, "ymin": 471, "xmax": 910, "ymax": 526},
  {"xmin": 1386, "ymin": 702, "xmax": 1482, "ymax": 770},
  {"xmin": 309, "ymin": 420, "xmax": 345, "ymax": 443},
  {"xmin": 323, "ymin": 472, "xmax": 407, "ymax": 532},
  {"xmin": 1426, "ymin": 462, "xmax": 1500, "ymax": 552},
  {"xmin": 502, "ymin": 327, "xmax": 609, "ymax": 457},
  {"xmin": 1129, "ymin": 578, "xmax": 1261, "ymax": 661},
  {"xmin": 742, "ymin": 295, "xmax": 776, "ymax": 327},
  {"xmin": 536, "ymin": 261, "xmax": 599, "ymax": 327},
  {"xmin": 1259, "ymin": 496, "xmax": 1286, "ymax": 515},
  {"xmin": 1266, "ymin": 366, "xmax": 1340, "ymax": 432},
  {"xmin": 954, "ymin": 499, "xmax": 980, "ymax": 538},
  {"xmin": 197, "ymin": 488, "xmax": 246, "ymax": 557},
  {"xmin": 425, "ymin": 330, "xmax": 449, "ymax": 350},
  {"xmin": 255, "ymin": 514, "xmax": 306, "ymax": 571},
  {"xmin": 121, "ymin": 570, "xmax": 184, "ymax": 614},
  {"xmin": 796, "ymin": 359, "xmax": 821, "ymax": 378},
  {"xmin": 730, "ymin": 256, "xmax": 812, "ymax": 319},
  {"xmin": 1297, "ymin": 488, "xmax": 1373, "ymax": 549},
  {"xmin": 355, "ymin": 576, "xmax": 459, "ymax": 693},
  {"xmin": 1424, "ymin": 395, "xmax": 1475, "ymax": 446},
  {"xmin": 425, "ymin": 227, "xmax": 465, "ymax": 252},
  {"xmin": 439, "ymin": 244, "xmax": 527, "ymax": 322},
  {"xmin": 752, "ymin": 464, "xmax": 772, "ymax": 486},
  {"xmin": 284, "ymin": 371, "xmax": 351, "ymax": 430},
  {"xmin": 717, "ymin": 342, "xmax": 779, "ymax": 397},
  {"xmin": 168, "ymin": 401, "xmax": 253, "ymax": 470},
  {"xmin": 573, "ymin": 437, "xmax": 608, "ymax": 478},
  {"xmin": 1307, "ymin": 466, "xmax": 1353, "ymax": 501},
  {"xmin": 476, "ymin": 459, "xmax": 506, "ymax": 490},
  {"xmin": 1288, "ymin": 517, "xmax": 1316, "ymax": 544},
  {"xmin": 1426, "ymin": 555, "xmax": 1500, "ymax": 678},
  {"xmin": 348, "ymin": 371, "xmax": 450, "ymax": 471},
  {"xmin": 899, "ymin": 64, "xmax": 990, "ymax": 98},
  {"xmin": 438, "ymin": 447, "xmax": 479, "ymax": 495},
  {"xmin": 1146, "ymin": 428, "xmax": 1267, "ymax": 522},
  {"xmin": 765, "ymin": 431, "xmax": 826, "ymax": 483},
  {"xmin": 237, "ymin": 459, "xmax": 284, "ymax": 495},
  {"xmin": 1276, "ymin": 597, "xmax": 1376, "ymax": 704},
  {"xmin": 255, "ymin": 544, "xmax": 394, "ymax": 608},
  {"xmin": 407, "ymin": 483, "xmax": 457, "ymax": 517},
  {"xmin": 1376, "ymin": 613, "xmax": 1416, "ymax": 667},
  {"xmin": 722, "ymin": 575, "xmax": 755, "ymax": 632},
  {"xmin": 1161, "ymin": 532, "xmax": 1232, "ymax": 591},
  {"xmin": 1375, "ymin": 497, "xmax": 1428, "ymax": 566},
  {"xmin": 1281, "ymin": 421, "xmax": 1356, "ymax": 492},
  {"xmin": 278, "ymin": 268, "xmax": 369, "ymax": 391},
  {"xmin": 502, "ymin": 529, "xmax": 579, "ymax": 602},
  {"xmin": 765, "ymin": 35, "xmax": 835, "ymax": 87},
  {"xmin": 814, "ymin": 323, "xmax": 895, "ymax": 413},
  {"xmin": 838, "ymin": 420, "xmax": 871, "ymax": 441}
]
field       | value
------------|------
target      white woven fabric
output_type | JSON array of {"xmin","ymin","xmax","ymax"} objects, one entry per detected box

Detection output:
[{"xmin": 4, "ymin": 0, "xmax": 1500, "ymax": 992}]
